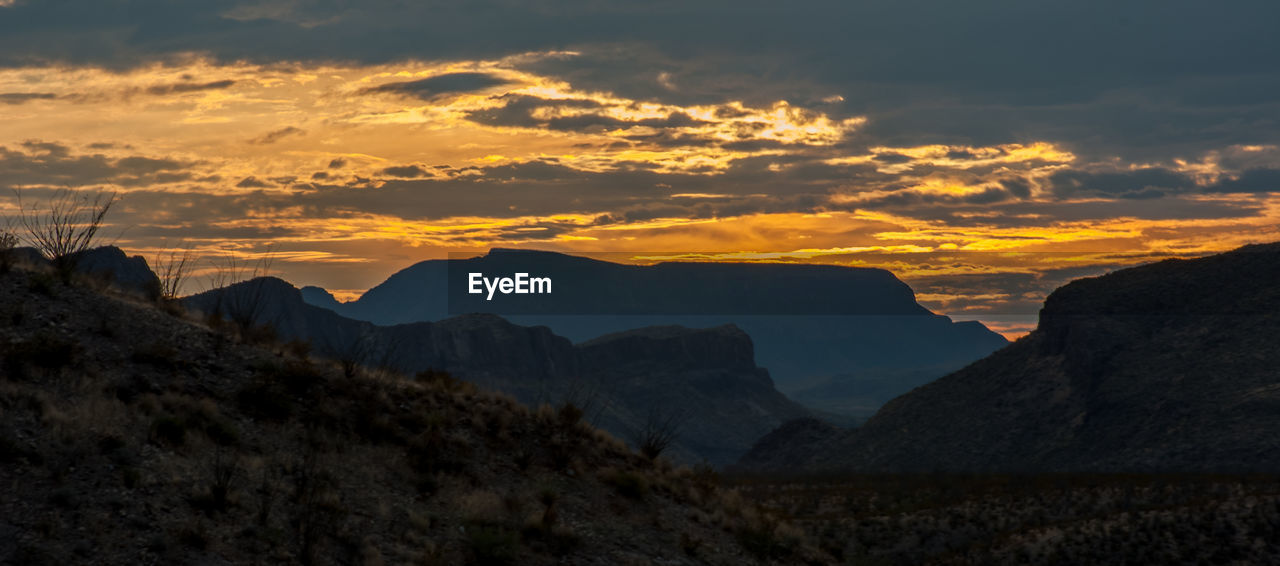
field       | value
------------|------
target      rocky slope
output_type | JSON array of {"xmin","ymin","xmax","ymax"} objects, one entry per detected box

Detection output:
[
  {"xmin": 185, "ymin": 277, "xmax": 811, "ymax": 466},
  {"xmin": 0, "ymin": 257, "xmax": 828, "ymax": 565},
  {"xmin": 731, "ymin": 419, "xmax": 842, "ymax": 474},
  {"xmin": 758, "ymin": 242, "xmax": 1280, "ymax": 472}
]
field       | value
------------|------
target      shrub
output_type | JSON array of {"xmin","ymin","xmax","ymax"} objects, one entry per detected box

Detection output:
[
  {"xmin": 2, "ymin": 332, "xmax": 79, "ymax": 380},
  {"xmin": 602, "ymin": 469, "xmax": 649, "ymax": 500},
  {"xmin": 14, "ymin": 188, "xmax": 117, "ymax": 283},
  {"xmin": 0, "ymin": 231, "xmax": 17, "ymax": 274},
  {"xmin": 736, "ymin": 520, "xmax": 799, "ymax": 561},
  {"xmin": 152, "ymin": 245, "xmax": 193, "ymax": 300},
  {"xmin": 466, "ymin": 526, "xmax": 520, "ymax": 566},
  {"xmin": 191, "ymin": 447, "xmax": 241, "ymax": 513},
  {"xmin": 131, "ymin": 341, "xmax": 192, "ymax": 372},
  {"xmin": 26, "ymin": 271, "xmax": 56, "ymax": 295},
  {"xmin": 237, "ymin": 376, "xmax": 294, "ymax": 422},
  {"xmin": 632, "ymin": 406, "xmax": 688, "ymax": 461},
  {"xmin": 150, "ymin": 415, "xmax": 187, "ymax": 447}
]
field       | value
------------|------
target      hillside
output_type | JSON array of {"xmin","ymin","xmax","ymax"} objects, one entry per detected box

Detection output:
[
  {"xmin": 0, "ymin": 259, "xmax": 827, "ymax": 564},
  {"xmin": 756, "ymin": 242, "xmax": 1280, "ymax": 472},
  {"xmin": 302, "ymin": 249, "xmax": 1008, "ymax": 420},
  {"xmin": 185, "ymin": 277, "xmax": 811, "ymax": 466}
]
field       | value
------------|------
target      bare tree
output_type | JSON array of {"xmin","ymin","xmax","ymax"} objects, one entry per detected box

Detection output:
[
  {"xmin": 152, "ymin": 243, "xmax": 195, "ymax": 300},
  {"xmin": 321, "ymin": 325, "xmax": 407, "ymax": 380},
  {"xmin": 206, "ymin": 248, "xmax": 277, "ymax": 339},
  {"xmin": 14, "ymin": 188, "xmax": 117, "ymax": 281}
]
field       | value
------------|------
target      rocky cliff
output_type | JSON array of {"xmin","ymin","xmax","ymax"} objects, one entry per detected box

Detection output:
[{"xmin": 767, "ymin": 242, "xmax": 1280, "ymax": 473}]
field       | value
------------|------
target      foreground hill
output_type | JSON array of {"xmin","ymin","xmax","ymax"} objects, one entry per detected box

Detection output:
[
  {"xmin": 758, "ymin": 242, "xmax": 1280, "ymax": 472},
  {"xmin": 0, "ymin": 263, "xmax": 825, "ymax": 564},
  {"xmin": 186, "ymin": 277, "xmax": 811, "ymax": 466},
  {"xmin": 305, "ymin": 249, "xmax": 1008, "ymax": 420}
]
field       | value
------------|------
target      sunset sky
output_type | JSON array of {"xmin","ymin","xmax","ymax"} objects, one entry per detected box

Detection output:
[{"xmin": 3, "ymin": 1, "xmax": 1279, "ymax": 338}]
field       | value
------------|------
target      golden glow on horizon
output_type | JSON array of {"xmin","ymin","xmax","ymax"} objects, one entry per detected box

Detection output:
[{"xmin": 3, "ymin": 55, "xmax": 1280, "ymax": 338}]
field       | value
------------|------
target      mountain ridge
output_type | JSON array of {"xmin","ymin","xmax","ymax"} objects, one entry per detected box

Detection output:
[
  {"xmin": 745, "ymin": 242, "xmax": 1280, "ymax": 473},
  {"xmin": 185, "ymin": 275, "xmax": 810, "ymax": 466},
  {"xmin": 301, "ymin": 249, "xmax": 1008, "ymax": 420}
]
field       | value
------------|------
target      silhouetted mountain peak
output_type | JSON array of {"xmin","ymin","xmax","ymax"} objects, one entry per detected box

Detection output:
[
  {"xmin": 755, "ymin": 242, "xmax": 1280, "ymax": 473},
  {"xmin": 299, "ymin": 285, "xmax": 342, "ymax": 311}
]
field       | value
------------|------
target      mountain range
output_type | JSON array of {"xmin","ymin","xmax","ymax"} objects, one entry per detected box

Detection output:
[
  {"xmin": 301, "ymin": 249, "xmax": 1008, "ymax": 420},
  {"xmin": 186, "ymin": 277, "xmax": 810, "ymax": 466},
  {"xmin": 740, "ymin": 242, "xmax": 1280, "ymax": 473}
]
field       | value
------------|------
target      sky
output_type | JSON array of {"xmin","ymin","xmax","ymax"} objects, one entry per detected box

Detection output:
[{"xmin": 2, "ymin": 0, "xmax": 1279, "ymax": 338}]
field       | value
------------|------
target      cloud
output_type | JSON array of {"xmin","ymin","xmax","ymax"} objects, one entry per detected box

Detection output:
[
  {"xmin": 236, "ymin": 176, "xmax": 273, "ymax": 188},
  {"xmin": 360, "ymin": 72, "xmax": 510, "ymax": 100},
  {"xmin": 144, "ymin": 79, "xmax": 236, "ymax": 95},
  {"xmin": 0, "ymin": 92, "xmax": 55, "ymax": 104},
  {"xmin": 0, "ymin": 141, "xmax": 193, "ymax": 188},
  {"xmin": 1046, "ymin": 168, "xmax": 1198, "ymax": 199},
  {"xmin": 1206, "ymin": 168, "xmax": 1280, "ymax": 193},
  {"xmin": 379, "ymin": 164, "xmax": 428, "ymax": 178},
  {"xmin": 249, "ymin": 126, "xmax": 305, "ymax": 145}
]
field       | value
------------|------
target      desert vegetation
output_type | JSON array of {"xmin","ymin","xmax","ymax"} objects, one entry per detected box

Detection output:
[
  {"xmin": 12, "ymin": 188, "xmax": 116, "ymax": 282},
  {"xmin": 729, "ymin": 473, "xmax": 1280, "ymax": 565}
]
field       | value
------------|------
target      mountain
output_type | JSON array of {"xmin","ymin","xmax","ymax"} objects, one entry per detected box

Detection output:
[
  {"xmin": 184, "ymin": 277, "xmax": 811, "ymax": 466},
  {"xmin": 756, "ymin": 242, "xmax": 1280, "ymax": 473},
  {"xmin": 298, "ymin": 285, "xmax": 342, "ymax": 311},
  {"xmin": 6, "ymin": 245, "xmax": 160, "ymax": 297},
  {"xmin": 732, "ymin": 418, "xmax": 843, "ymax": 474},
  {"xmin": 0, "ymin": 255, "xmax": 827, "ymax": 564},
  {"xmin": 304, "ymin": 249, "xmax": 1008, "ymax": 420}
]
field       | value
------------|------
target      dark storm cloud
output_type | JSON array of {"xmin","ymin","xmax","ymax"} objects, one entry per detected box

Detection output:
[
  {"xmin": 1205, "ymin": 168, "xmax": 1280, "ymax": 193},
  {"xmin": 12, "ymin": 1, "xmax": 1244, "ymax": 161},
  {"xmin": 1046, "ymin": 168, "xmax": 1198, "ymax": 199},
  {"xmin": 360, "ymin": 72, "xmax": 510, "ymax": 100}
]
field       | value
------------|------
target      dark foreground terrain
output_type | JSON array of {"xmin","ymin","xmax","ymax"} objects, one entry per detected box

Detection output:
[
  {"xmin": 0, "ymin": 259, "xmax": 824, "ymax": 565},
  {"xmin": 731, "ymin": 473, "xmax": 1280, "ymax": 565},
  {"xmin": 6, "ymin": 244, "xmax": 1280, "ymax": 564}
]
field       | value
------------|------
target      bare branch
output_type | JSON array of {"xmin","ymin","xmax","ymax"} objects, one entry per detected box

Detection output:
[{"xmin": 14, "ymin": 188, "xmax": 117, "ymax": 281}]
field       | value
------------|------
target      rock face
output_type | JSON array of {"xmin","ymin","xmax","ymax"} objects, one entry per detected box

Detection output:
[
  {"xmin": 579, "ymin": 325, "xmax": 809, "ymax": 465},
  {"xmin": 303, "ymin": 248, "xmax": 1008, "ymax": 420},
  {"xmin": 186, "ymin": 278, "xmax": 809, "ymax": 466},
  {"xmin": 771, "ymin": 242, "xmax": 1280, "ymax": 473}
]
